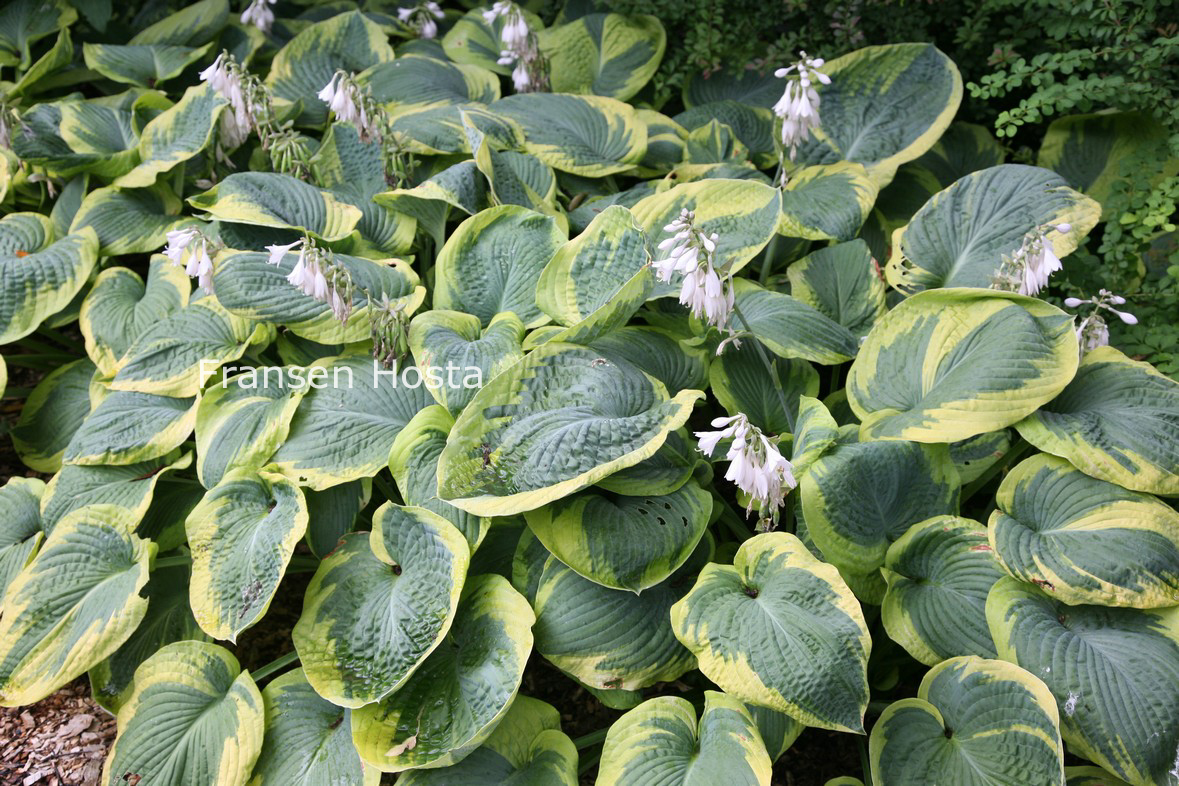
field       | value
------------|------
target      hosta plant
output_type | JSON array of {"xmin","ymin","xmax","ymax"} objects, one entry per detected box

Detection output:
[{"xmin": 0, "ymin": 1, "xmax": 1176, "ymax": 785}]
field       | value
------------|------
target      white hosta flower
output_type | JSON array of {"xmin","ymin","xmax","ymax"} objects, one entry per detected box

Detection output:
[
  {"xmin": 1018, "ymin": 237, "xmax": 1062, "ymax": 296},
  {"xmin": 773, "ymin": 52, "xmax": 830, "ymax": 161},
  {"xmin": 695, "ymin": 413, "xmax": 797, "ymax": 519},
  {"xmin": 200, "ymin": 52, "xmax": 252, "ymax": 147},
  {"xmin": 655, "ymin": 210, "xmax": 735, "ymax": 336},
  {"xmin": 399, "ymin": 2, "xmax": 444, "ymax": 39},
  {"xmin": 482, "ymin": 0, "xmax": 513, "ymax": 23},
  {"xmin": 164, "ymin": 228, "xmax": 215, "ymax": 292},
  {"xmin": 1076, "ymin": 315, "xmax": 1110, "ymax": 350},
  {"xmin": 318, "ymin": 71, "xmax": 381, "ymax": 140},
  {"xmin": 240, "ymin": 0, "xmax": 276, "ymax": 32},
  {"xmin": 1065, "ymin": 289, "xmax": 1136, "ymax": 357},
  {"xmin": 265, "ymin": 240, "xmax": 303, "ymax": 267}
]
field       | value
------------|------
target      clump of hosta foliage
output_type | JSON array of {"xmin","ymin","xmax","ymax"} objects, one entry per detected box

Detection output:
[{"xmin": 1, "ymin": 2, "xmax": 1178, "ymax": 785}]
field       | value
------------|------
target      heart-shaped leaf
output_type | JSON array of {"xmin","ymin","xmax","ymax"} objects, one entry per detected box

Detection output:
[
  {"xmin": 102, "ymin": 641, "xmax": 264, "ymax": 786},
  {"xmin": 524, "ymin": 481, "xmax": 711, "ymax": 592},
  {"xmin": 11, "ymin": 356, "xmax": 96, "ymax": 472},
  {"xmin": 541, "ymin": 13, "xmax": 666, "ymax": 102},
  {"xmin": 869, "ymin": 656, "xmax": 1064, "ymax": 785},
  {"xmin": 670, "ymin": 532, "xmax": 871, "ymax": 732},
  {"xmin": 250, "ymin": 668, "xmax": 377, "ymax": 786},
  {"xmin": 293, "ymin": 503, "xmax": 468, "ymax": 708},
  {"xmin": 408, "ymin": 310, "xmax": 525, "ymax": 416},
  {"xmin": 350, "ymin": 573, "xmax": 534, "ymax": 771},
  {"xmin": 987, "ymin": 578, "xmax": 1179, "ymax": 786},
  {"xmin": 398, "ymin": 695, "xmax": 577, "ymax": 786},
  {"xmin": 80, "ymin": 260, "xmax": 191, "ymax": 377},
  {"xmin": 186, "ymin": 469, "xmax": 308, "ymax": 641},
  {"xmin": 990, "ymin": 454, "xmax": 1179, "ymax": 608},
  {"xmin": 847, "ymin": 289, "xmax": 1079, "ymax": 443},
  {"xmin": 596, "ymin": 691, "xmax": 773, "ymax": 786},
  {"xmin": 0, "ymin": 505, "xmax": 153, "ymax": 706},
  {"xmin": 1014, "ymin": 346, "xmax": 1179, "ymax": 496},
  {"xmin": 0, "ymin": 477, "xmax": 45, "ymax": 610},
  {"xmin": 881, "ymin": 516, "xmax": 1003, "ymax": 665},
  {"xmin": 437, "ymin": 342, "xmax": 703, "ymax": 516}
]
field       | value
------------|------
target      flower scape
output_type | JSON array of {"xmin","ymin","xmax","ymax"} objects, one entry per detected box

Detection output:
[{"xmin": 0, "ymin": 2, "xmax": 1175, "ymax": 785}]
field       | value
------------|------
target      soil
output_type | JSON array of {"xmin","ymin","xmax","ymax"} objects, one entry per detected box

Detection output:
[{"xmin": 0, "ymin": 679, "xmax": 115, "ymax": 786}]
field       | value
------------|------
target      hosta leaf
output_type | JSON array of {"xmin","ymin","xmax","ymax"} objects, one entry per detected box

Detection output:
[
  {"xmin": 190, "ymin": 172, "xmax": 363, "ymax": 242},
  {"xmin": 778, "ymin": 162, "xmax": 879, "ymax": 241},
  {"xmin": 82, "ymin": 42, "xmax": 213, "ymax": 87},
  {"xmin": 293, "ymin": 503, "xmax": 469, "ymax": 708},
  {"xmin": 1065, "ymin": 766, "xmax": 1134, "ymax": 786},
  {"xmin": 792, "ymin": 43, "xmax": 962, "ymax": 187},
  {"xmin": 1014, "ymin": 346, "xmax": 1179, "ymax": 495},
  {"xmin": 536, "ymin": 205, "xmax": 650, "ymax": 327},
  {"xmin": 802, "ymin": 440, "xmax": 960, "ymax": 576},
  {"xmin": 463, "ymin": 114, "xmax": 560, "ymax": 217},
  {"xmin": 128, "ymin": 0, "xmax": 228, "ymax": 46},
  {"xmin": 0, "ymin": 0, "xmax": 75, "ymax": 68},
  {"xmin": 389, "ymin": 406, "xmax": 490, "ymax": 550},
  {"xmin": 1038, "ymin": 112, "xmax": 1172, "ymax": 217},
  {"xmin": 433, "ymin": 205, "xmax": 565, "ymax": 329},
  {"xmin": 594, "ymin": 428, "xmax": 702, "ymax": 497},
  {"xmin": 0, "ymin": 505, "xmax": 152, "ymax": 706},
  {"xmin": 271, "ymin": 353, "xmax": 434, "ymax": 490},
  {"xmin": 249, "ymin": 668, "xmax": 377, "ymax": 786},
  {"xmin": 635, "ymin": 108, "xmax": 686, "ymax": 174},
  {"xmin": 266, "ymin": 10, "xmax": 395, "ymax": 125},
  {"xmin": 786, "ymin": 239, "xmax": 886, "ymax": 337},
  {"xmin": 438, "ymin": 342, "xmax": 703, "ymax": 516},
  {"xmin": 524, "ymin": 481, "xmax": 711, "ymax": 592},
  {"xmin": 102, "ymin": 641, "xmax": 264, "ymax": 786},
  {"xmin": 11, "ymin": 356, "xmax": 96, "ymax": 472},
  {"xmin": 213, "ymin": 250, "xmax": 422, "ymax": 344},
  {"xmin": 746, "ymin": 703, "xmax": 804, "ymax": 762},
  {"xmin": 186, "ymin": 469, "xmax": 308, "ymax": 641},
  {"xmin": 881, "ymin": 516, "xmax": 1003, "ymax": 665},
  {"xmin": 885, "ymin": 164, "xmax": 1101, "ymax": 293},
  {"xmin": 41, "ymin": 451, "xmax": 192, "ymax": 535},
  {"xmin": 949, "ymin": 429, "xmax": 1012, "ymax": 484},
  {"xmin": 89, "ymin": 561, "xmax": 207, "ymax": 713},
  {"xmin": 70, "ymin": 185, "xmax": 190, "ymax": 256},
  {"xmin": 536, "ymin": 265, "xmax": 654, "ymax": 348},
  {"xmin": 632, "ymin": 179, "xmax": 780, "ymax": 281},
  {"xmin": 869, "ymin": 656, "xmax": 1064, "ymax": 786},
  {"xmin": 729, "ymin": 279, "xmax": 859, "ymax": 364},
  {"xmin": 710, "ymin": 344, "xmax": 818, "ymax": 435},
  {"xmin": 350, "ymin": 573, "xmax": 534, "ymax": 772},
  {"xmin": 398, "ymin": 695, "xmax": 577, "ymax": 786},
  {"xmin": 388, "ymin": 104, "xmax": 525, "ymax": 156},
  {"xmin": 987, "ymin": 578, "xmax": 1179, "ymax": 786},
  {"xmin": 55, "ymin": 101, "xmax": 141, "ymax": 178},
  {"xmin": 847, "ymin": 289, "xmax": 1079, "ymax": 443},
  {"xmin": 540, "ymin": 13, "xmax": 666, "ymax": 102},
  {"xmin": 532, "ymin": 538, "xmax": 708, "ymax": 690},
  {"xmin": 675, "ymin": 102, "xmax": 772, "ymax": 164},
  {"xmin": 64, "ymin": 390, "xmax": 197, "ymax": 466},
  {"xmin": 587, "ymin": 327, "xmax": 709, "ymax": 396},
  {"xmin": 110, "ymin": 300, "xmax": 268, "ymax": 397},
  {"xmin": 114, "ymin": 84, "xmax": 227, "ymax": 188},
  {"xmin": 303, "ymin": 481, "xmax": 368, "ymax": 559},
  {"xmin": 440, "ymin": 7, "xmax": 544, "ymax": 75},
  {"xmin": 491, "ymin": 93, "xmax": 647, "ymax": 176},
  {"xmin": 0, "ymin": 478, "xmax": 45, "ymax": 610},
  {"xmin": 0, "ymin": 214, "xmax": 98, "ymax": 344},
  {"xmin": 360, "ymin": 54, "xmax": 499, "ymax": 111},
  {"xmin": 682, "ymin": 68, "xmax": 781, "ymax": 109},
  {"xmin": 195, "ymin": 370, "xmax": 306, "ymax": 488},
  {"xmin": 596, "ymin": 691, "xmax": 773, "ymax": 786},
  {"xmin": 990, "ymin": 454, "xmax": 1179, "ymax": 608},
  {"xmin": 311, "ymin": 123, "xmax": 417, "ymax": 256},
  {"xmin": 670, "ymin": 532, "xmax": 871, "ymax": 732},
  {"xmin": 408, "ymin": 310, "xmax": 526, "ymax": 416}
]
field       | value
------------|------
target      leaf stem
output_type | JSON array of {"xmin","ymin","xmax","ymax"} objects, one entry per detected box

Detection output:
[
  {"xmin": 153, "ymin": 554, "xmax": 192, "ymax": 570},
  {"xmin": 572, "ymin": 728, "xmax": 609, "ymax": 750},
  {"xmin": 732, "ymin": 302, "xmax": 795, "ymax": 434},
  {"xmin": 251, "ymin": 650, "xmax": 299, "ymax": 681}
]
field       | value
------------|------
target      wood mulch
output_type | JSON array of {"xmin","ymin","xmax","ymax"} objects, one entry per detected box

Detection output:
[{"xmin": 0, "ymin": 680, "xmax": 116, "ymax": 786}]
